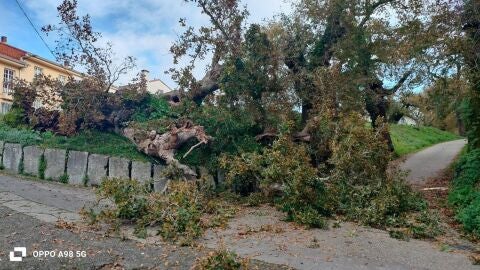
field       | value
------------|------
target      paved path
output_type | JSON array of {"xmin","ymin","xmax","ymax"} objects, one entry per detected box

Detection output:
[
  {"xmin": 203, "ymin": 206, "xmax": 478, "ymax": 270},
  {"xmin": 400, "ymin": 139, "xmax": 467, "ymax": 184},
  {"xmin": 0, "ymin": 174, "xmax": 95, "ymax": 223}
]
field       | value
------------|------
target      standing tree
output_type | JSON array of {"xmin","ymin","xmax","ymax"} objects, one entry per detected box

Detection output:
[
  {"xmin": 461, "ymin": 0, "xmax": 480, "ymax": 149},
  {"xmin": 42, "ymin": 0, "xmax": 135, "ymax": 92},
  {"xmin": 168, "ymin": 0, "xmax": 249, "ymax": 104}
]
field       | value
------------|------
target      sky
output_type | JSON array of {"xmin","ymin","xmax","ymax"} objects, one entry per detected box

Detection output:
[{"xmin": 0, "ymin": 0, "xmax": 291, "ymax": 88}]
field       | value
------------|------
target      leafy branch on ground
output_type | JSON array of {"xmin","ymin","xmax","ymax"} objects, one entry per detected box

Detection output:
[
  {"xmin": 192, "ymin": 248, "xmax": 249, "ymax": 270},
  {"xmin": 221, "ymin": 114, "xmax": 443, "ymax": 239},
  {"xmin": 82, "ymin": 177, "xmax": 236, "ymax": 246}
]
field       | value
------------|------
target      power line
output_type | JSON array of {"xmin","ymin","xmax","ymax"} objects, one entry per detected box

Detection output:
[{"xmin": 14, "ymin": 0, "xmax": 56, "ymax": 58}]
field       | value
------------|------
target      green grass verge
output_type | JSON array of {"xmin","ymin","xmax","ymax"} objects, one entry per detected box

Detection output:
[
  {"xmin": 0, "ymin": 122, "xmax": 151, "ymax": 162},
  {"xmin": 448, "ymin": 148, "xmax": 480, "ymax": 239},
  {"xmin": 391, "ymin": 124, "xmax": 462, "ymax": 156}
]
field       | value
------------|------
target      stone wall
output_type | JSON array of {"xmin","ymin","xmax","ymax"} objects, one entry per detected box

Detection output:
[{"xmin": 0, "ymin": 143, "xmax": 166, "ymax": 188}]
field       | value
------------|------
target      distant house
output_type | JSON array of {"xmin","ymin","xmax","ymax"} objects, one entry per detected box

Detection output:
[
  {"xmin": 0, "ymin": 36, "xmax": 83, "ymax": 113},
  {"xmin": 142, "ymin": 70, "xmax": 173, "ymax": 95},
  {"xmin": 398, "ymin": 116, "xmax": 417, "ymax": 126}
]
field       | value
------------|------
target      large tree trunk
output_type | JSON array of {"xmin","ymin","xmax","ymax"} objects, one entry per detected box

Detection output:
[
  {"xmin": 364, "ymin": 71, "xmax": 412, "ymax": 153},
  {"xmin": 123, "ymin": 120, "xmax": 211, "ymax": 179},
  {"xmin": 365, "ymin": 89, "xmax": 395, "ymax": 152},
  {"xmin": 189, "ymin": 63, "xmax": 223, "ymax": 104}
]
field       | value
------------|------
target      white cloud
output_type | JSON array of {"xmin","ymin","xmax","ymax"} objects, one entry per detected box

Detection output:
[{"xmin": 19, "ymin": 0, "xmax": 292, "ymax": 87}]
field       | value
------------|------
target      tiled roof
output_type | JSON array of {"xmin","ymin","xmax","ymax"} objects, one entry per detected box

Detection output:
[{"xmin": 0, "ymin": 43, "xmax": 27, "ymax": 60}]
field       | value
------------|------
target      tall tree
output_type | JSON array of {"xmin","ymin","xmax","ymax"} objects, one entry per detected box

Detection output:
[
  {"xmin": 462, "ymin": 0, "xmax": 480, "ymax": 148},
  {"xmin": 168, "ymin": 0, "xmax": 248, "ymax": 104},
  {"xmin": 42, "ymin": 0, "xmax": 135, "ymax": 92}
]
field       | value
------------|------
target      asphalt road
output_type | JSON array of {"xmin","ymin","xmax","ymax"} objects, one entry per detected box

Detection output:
[{"xmin": 400, "ymin": 139, "xmax": 467, "ymax": 184}]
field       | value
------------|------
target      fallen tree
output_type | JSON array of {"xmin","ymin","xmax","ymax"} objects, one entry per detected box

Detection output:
[{"xmin": 123, "ymin": 120, "xmax": 211, "ymax": 178}]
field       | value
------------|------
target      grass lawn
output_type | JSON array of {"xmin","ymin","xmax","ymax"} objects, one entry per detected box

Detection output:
[
  {"xmin": 390, "ymin": 124, "xmax": 462, "ymax": 156},
  {"xmin": 0, "ymin": 122, "xmax": 152, "ymax": 162}
]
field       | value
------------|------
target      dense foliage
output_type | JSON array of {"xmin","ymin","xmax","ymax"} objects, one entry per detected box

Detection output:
[
  {"xmin": 221, "ymin": 133, "xmax": 330, "ymax": 228},
  {"xmin": 449, "ymin": 149, "xmax": 480, "ymax": 238},
  {"xmin": 461, "ymin": 0, "xmax": 480, "ymax": 150},
  {"xmin": 445, "ymin": 0, "xmax": 480, "ymax": 239}
]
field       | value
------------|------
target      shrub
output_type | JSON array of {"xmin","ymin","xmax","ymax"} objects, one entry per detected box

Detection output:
[
  {"xmin": 3, "ymin": 108, "xmax": 27, "ymax": 128},
  {"xmin": 59, "ymin": 173, "xmax": 69, "ymax": 184},
  {"xmin": 82, "ymin": 175, "xmax": 89, "ymax": 187},
  {"xmin": 132, "ymin": 94, "xmax": 172, "ymax": 122},
  {"xmin": 192, "ymin": 248, "xmax": 248, "ymax": 270},
  {"xmin": 457, "ymin": 199, "xmax": 480, "ymax": 237},
  {"xmin": 0, "ymin": 121, "xmax": 43, "ymax": 145},
  {"xmin": 8, "ymin": 75, "xmax": 150, "ymax": 136}
]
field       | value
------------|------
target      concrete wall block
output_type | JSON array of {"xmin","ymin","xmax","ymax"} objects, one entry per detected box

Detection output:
[
  {"xmin": 67, "ymin": 151, "xmax": 89, "ymax": 186},
  {"xmin": 108, "ymin": 157, "xmax": 130, "ymax": 179},
  {"xmin": 153, "ymin": 164, "xmax": 168, "ymax": 192},
  {"xmin": 131, "ymin": 161, "xmax": 152, "ymax": 184},
  {"xmin": 44, "ymin": 148, "xmax": 67, "ymax": 181},
  {"xmin": 0, "ymin": 140, "xmax": 4, "ymax": 160},
  {"xmin": 3, "ymin": 143, "xmax": 22, "ymax": 173},
  {"xmin": 23, "ymin": 146, "xmax": 44, "ymax": 177},
  {"xmin": 87, "ymin": 154, "xmax": 109, "ymax": 186}
]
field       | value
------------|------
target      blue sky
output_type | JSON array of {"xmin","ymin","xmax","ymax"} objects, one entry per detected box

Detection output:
[{"xmin": 0, "ymin": 0, "xmax": 290, "ymax": 87}]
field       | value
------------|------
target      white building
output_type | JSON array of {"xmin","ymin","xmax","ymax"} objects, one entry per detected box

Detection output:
[
  {"xmin": 398, "ymin": 116, "xmax": 417, "ymax": 126},
  {"xmin": 142, "ymin": 70, "xmax": 172, "ymax": 94}
]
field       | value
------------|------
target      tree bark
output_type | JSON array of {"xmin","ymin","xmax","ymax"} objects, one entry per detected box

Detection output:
[
  {"xmin": 123, "ymin": 120, "xmax": 211, "ymax": 179},
  {"xmin": 189, "ymin": 63, "xmax": 223, "ymax": 104},
  {"xmin": 364, "ymin": 73, "xmax": 412, "ymax": 152}
]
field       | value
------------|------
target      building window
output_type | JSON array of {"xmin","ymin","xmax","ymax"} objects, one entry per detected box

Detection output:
[
  {"xmin": 59, "ymin": 75, "xmax": 66, "ymax": 84},
  {"xmin": 3, "ymin": 68, "xmax": 15, "ymax": 95},
  {"xmin": 34, "ymin": 66, "xmax": 43, "ymax": 77},
  {"xmin": 1, "ymin": 102, "xmax": 11, "ymax": 114}
]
